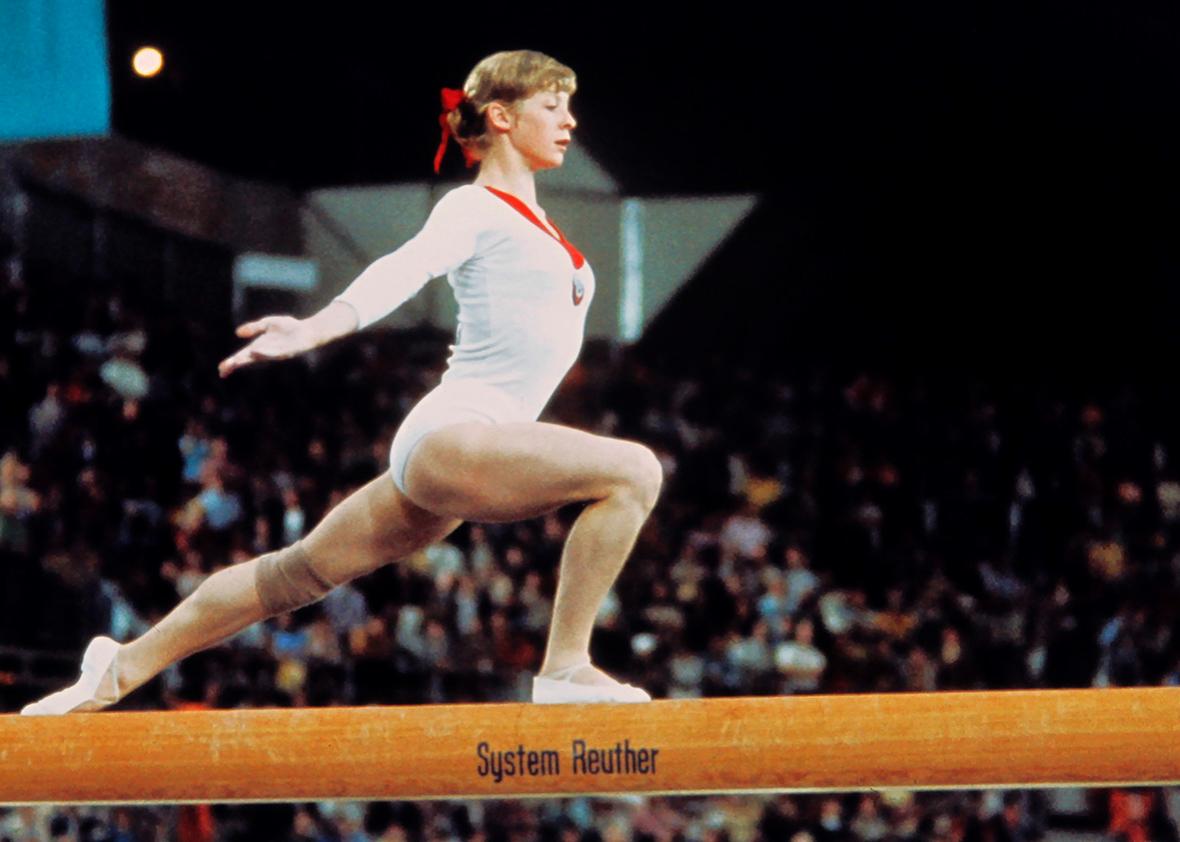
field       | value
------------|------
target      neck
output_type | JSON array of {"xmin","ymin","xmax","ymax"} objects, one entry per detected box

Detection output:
[{"xmin": 473, "ymin": 152, "xmax": 541, "ymax": 209}]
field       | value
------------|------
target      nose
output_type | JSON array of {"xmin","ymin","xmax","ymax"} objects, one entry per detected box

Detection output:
[{"xmin": 563, "ymin": 110, "xmax": 576, "ymax": 130}]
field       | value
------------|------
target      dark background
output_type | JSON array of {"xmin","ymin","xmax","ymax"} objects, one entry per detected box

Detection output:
[{"xmin": 104, "ymin": 0, "xmax": 1180, "ymax": 377}]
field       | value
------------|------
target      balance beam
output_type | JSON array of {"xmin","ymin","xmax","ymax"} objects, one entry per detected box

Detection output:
[{"xmin": 3, "ymin": 687, "xmax": 1179, "ymax": 805}]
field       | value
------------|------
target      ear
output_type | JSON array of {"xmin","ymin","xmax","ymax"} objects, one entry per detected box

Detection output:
[{"xmin": 485, "ymin": 100, "xmax": 517, "ymax": 133}]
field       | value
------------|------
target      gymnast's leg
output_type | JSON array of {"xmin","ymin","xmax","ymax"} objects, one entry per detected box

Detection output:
[
  {"xmin": 22, "ymin": 474, "xmax": 461, "ymax": 713},
  {"xmin": 403, "ymin": 420, "xmax": 663, "ymax": 698}
]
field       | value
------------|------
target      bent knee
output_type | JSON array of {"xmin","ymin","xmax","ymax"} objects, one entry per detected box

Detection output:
[{"xmin": 619, "ymin": 444, "xmax": 663, "ymax": 511}]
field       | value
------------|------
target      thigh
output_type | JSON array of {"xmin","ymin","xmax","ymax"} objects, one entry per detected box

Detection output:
[
  {"xmin": 301, "ymin": 473, "xmax": 463, "ymax": 584},
  {"xmin": 403, "ymin": 420, "xmax": 659, "ymax": 523},
  {"xmin": 390, "ymin": 390, "xmax": 494, "ymax": 497}
]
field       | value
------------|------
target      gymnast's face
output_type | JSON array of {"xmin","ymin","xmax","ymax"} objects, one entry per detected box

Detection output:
[{"xmin": 504, "ymin": 88, "xmax": 577, "ymax": 171}]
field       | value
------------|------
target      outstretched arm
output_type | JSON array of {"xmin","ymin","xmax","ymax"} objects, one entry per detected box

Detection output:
[
  {"xmin": 217, "ymin": 302, "xmax": 357, "ymax": 378},
  {"xmin": 218, "ymin": 188, "xmax": 480, "ymax": 378}
]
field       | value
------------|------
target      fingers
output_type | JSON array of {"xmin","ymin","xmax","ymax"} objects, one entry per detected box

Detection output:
[
  {"xmin": 218, "ymin": 350, "xmax": 251, "ymax": 378},
  {"xmin": 219, "ymin": 343, "xmax": 267, "ymax": 378},
  {"xmin": 222, "ymin": 317, "xmax": 280, "ymax": 377},
  {"xmin": 221, "ymin": 315, "xmax": 298, "ymax": 377},
  {"xmin": 236, "ymin": 315, "xmax": 283, "ymax": 338}
]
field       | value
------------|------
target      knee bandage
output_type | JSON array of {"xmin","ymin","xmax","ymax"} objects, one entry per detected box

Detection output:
[{"xmin": 254, "ymin": 540, "xmax": 337, "ymax": 616}]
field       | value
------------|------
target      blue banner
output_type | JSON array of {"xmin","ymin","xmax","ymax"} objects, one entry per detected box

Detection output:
[{"xmin": 0, "ymin": 0, "xmax": 111, "ymax": 140}]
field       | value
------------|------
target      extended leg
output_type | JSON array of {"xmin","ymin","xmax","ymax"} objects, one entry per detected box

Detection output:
[{"xmin": 22, "ymin": 474, "xmax": 460, "ymax": 713}]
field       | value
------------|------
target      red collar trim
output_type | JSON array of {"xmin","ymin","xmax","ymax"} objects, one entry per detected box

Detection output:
[{"xmin": 482, "ymin": 186, "xmax": 586, "ymax": 269}]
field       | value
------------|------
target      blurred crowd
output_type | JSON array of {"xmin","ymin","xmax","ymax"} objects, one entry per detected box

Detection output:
[{"xmin": 2, "ymin": 267, "xmax": 1180, "ymax": 841}]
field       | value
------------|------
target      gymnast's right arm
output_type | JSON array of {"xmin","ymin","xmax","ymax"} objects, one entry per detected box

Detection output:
[{"xmin": 218, "ymin": 190, "xmax": 479, "ymax": 378}]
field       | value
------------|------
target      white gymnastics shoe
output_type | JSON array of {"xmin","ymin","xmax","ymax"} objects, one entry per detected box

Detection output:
[
  {"xmin": 21, "ymin": 635, "xmax": 123, "ymax": 715},
  {"xmin": 531, "ymin": 657, "xmax": 652, "ymax": 704}
]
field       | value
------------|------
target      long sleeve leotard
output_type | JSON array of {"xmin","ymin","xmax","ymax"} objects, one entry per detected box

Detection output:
[{"xmin": 333, "ymin": 184, "xmax": 596, "ymax": 419}]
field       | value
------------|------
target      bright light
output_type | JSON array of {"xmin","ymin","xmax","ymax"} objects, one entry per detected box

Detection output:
[{"xmin": 132, "ymin": 46, "xmax": 164, "ymax": 78}]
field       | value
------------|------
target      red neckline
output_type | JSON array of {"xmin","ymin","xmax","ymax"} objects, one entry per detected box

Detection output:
[{"xmin": 482, "ymin": 185, "xmax": 586, "ymax": 269}]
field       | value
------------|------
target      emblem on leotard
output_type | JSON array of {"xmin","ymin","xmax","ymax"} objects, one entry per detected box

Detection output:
[{"xmin": 572, "ymin": 277, "xmax": 585, "ymax": 306}]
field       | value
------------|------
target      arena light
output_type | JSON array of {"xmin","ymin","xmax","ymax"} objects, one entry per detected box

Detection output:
[{"xmin": 132, "ymin": 46, "xmax": 164, "ymax": 79}]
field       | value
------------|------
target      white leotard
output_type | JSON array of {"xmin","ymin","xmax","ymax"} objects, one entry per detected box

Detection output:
[{"xmin": 333, "ymin": 183, "xmax": 596, "ymax": 420}]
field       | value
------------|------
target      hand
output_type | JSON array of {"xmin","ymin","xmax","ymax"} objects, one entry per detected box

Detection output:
[{"xmin": 218, "ymin": 315, "xmax": 318, "ymax": 378}]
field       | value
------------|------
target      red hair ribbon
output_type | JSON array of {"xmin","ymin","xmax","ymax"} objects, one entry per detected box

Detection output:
[{"xmin": 433, "ymin": 87, "xmax": 477, "ymax": 174}]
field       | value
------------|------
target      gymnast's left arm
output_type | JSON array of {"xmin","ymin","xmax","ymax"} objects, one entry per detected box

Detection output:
[
  {"xmin": 330, "ymin": 189, "xmax": 481, "ymax": 332},
  {"xmin": 218, "ymin": 190, "xmax": 480, "ymax": 378}
]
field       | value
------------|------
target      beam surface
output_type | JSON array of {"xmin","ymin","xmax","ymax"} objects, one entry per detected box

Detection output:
[{"xmin": 2, "ymin": 687, "xmax": 1179, "ymax": 805}]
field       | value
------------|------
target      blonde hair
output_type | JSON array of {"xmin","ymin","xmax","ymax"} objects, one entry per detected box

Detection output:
[{"xmin": 445, "ymin": 50, "xmax": 577, "ymax": 162}]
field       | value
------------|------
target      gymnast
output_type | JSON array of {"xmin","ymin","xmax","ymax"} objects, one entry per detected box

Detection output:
[{"xmin": 22, "ymin": 49, "xmax": 661, "ymax": 714}]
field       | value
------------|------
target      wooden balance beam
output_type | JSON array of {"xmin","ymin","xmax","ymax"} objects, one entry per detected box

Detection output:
[{"xmin": 2, "ymin": 687, "xmax": 1179, "ymax": 805}]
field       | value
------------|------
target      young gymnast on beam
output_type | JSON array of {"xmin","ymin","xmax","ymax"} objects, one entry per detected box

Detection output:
[{"xmin": 22, "ymin": 49, "xmax": 659, "ymax": 714}]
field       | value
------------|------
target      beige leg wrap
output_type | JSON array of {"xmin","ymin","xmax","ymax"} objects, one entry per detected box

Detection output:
[{"xmin": 253, "ymin": 540, "xmax": 338, "ymax": 616}]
